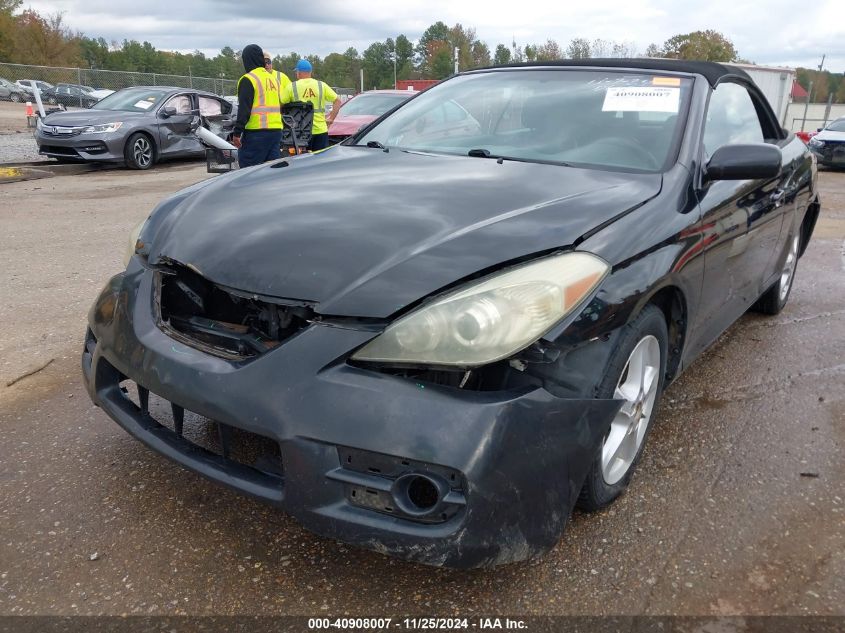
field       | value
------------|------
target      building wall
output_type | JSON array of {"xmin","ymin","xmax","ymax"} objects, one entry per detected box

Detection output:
[{"xmin": 784, "ymin": 102, "xmax": 845, "ymax": 132}]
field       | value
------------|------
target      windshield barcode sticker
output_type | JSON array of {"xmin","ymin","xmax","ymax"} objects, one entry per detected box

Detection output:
[{"xmin": 602, "ymin": 87, "xmax": 680, "ymax": 113}]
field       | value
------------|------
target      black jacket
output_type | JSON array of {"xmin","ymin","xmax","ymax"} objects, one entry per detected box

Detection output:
[{"xmin": 235, "ymin": 44, "xmax": 268, "ymax": 135}]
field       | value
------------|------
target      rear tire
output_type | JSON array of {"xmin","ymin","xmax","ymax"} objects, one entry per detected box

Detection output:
[
  {"xmin": 10, "ymin": 93, "xmax": 21, "ymax": 103},
  {"xmin": 752, "ymin": 233, "xmax": 799, "ymax": 315},
  {"xmin": 124, "ymin": 133, "xmax": 155, "ymax": 170},
  {"xmin": 577, "ymin": 304, "xmax": 668, "ymax": 511}
]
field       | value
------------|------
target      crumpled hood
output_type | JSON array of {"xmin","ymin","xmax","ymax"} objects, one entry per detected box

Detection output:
[
  {"xmin": 147, "ymin": 146, "xmax": 662, "ymax": 317},
  {"xmin": 814, "ymin": 129, "xmax": 845, "ymax": 142}
]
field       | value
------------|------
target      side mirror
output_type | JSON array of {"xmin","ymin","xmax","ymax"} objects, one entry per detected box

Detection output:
[
  {"xmin": 160, "ymin": 106, "xmax": 178, "ymax": 118},
  {"xmin": 705, "ymin": 144, "xmax": 782, "ymax": 182},
  {"xmin": 817, "ymin": 127, "xmax": 823, "ymax": 132}
]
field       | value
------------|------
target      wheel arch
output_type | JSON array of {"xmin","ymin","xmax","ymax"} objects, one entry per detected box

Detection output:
[
  {"xmin": 798, "ymin": 196, "xmax": 820, "ymax": 258},
  {"xmin": 640, "ymin": 284, "xmax": 688, "ymax": 382}
]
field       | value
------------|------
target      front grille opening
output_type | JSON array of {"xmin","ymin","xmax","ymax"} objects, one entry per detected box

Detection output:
[
  {"xmin": 157, "ymin": 263, "xmax": 312, "ymax": 360},
  {"xmin": 120, "ymin": 380, "xmax": 283, "ymax": 477},
  {"xmin": 365, "ymin": 362, "xmax": 519, "ymax": 392}
]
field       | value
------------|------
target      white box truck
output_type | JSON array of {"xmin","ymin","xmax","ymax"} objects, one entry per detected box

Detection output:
[{"xmin": 728, "ymin": 63, "xmax": 795, "ymax": 128}]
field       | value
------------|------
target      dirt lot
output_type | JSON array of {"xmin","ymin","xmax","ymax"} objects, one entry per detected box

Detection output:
[{"xmin": 0, "ymin": 163, "xmax": 843, "ymax": 617}]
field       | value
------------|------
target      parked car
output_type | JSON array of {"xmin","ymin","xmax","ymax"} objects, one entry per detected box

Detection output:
[
  {"xmin": 807, "ymin": 117, "xmax": 845, "ymax": 167},
  {"xmin": 36, "ymin": 86, "xmax": 233, "ymax": 169},
  {"xmin": 0, "ymin": 77, "xmax": 28, "ymax": 102},
  {"xmin": 88, "ymin": 88, "xmax": 115, "ymax": 100},
  {"xmin": 82, "ymin": 60, "xmax": 819, "ymax": 568},
  {"xmin": 54, "ymin": 83, "xmax": 100, "ymax": 108},
  {"xmin": 15, "ymin": 80, "xmax": 58, "ymax": 104},
  {"xmin": 328, "ymin": 89, "xmax": 417, "ymax": 144}
]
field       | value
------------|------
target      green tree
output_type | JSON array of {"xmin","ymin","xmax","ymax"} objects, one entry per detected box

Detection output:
[
  {"xmin": 429, "ymin": 41, "xmax": 454, "ymax": 79},
  {"xmin": 13, "ymin": 10, "xmax": 80, "ymax": 65},
  {"xmin": 0, "ymin": 0, "xmax": 22, "ymax": 61},
  {"xmin": 661, "ymin": 29, "xmax": 738, "ymax": 62},
  {"xmin": 493, "ymin": 44, "xmax": 511, "ymax": 65},
  {"xmin": 471, "ymin": 40, "xmax": 491, "ymax": 68},
  {"xmin": 362, "ymin": 41, "xmax": 392, "ymax": 88},
  {"xmin": 416, "ymin": 21, "xmax": 450, "ymax": 73},
  {"xmin": 395, "ymin": 34, "xmax": 413, "ymax": 77},
  {"xmin": 536, "ymin": 39, "xmax": 561, "ymax": 61},
  {"xmin": 566, "ymin": 38, "xmax": 590, "ymax": 59},
  {"xmin": 643, "ymin": 42, "xmax": 662, "ymax": 58}
]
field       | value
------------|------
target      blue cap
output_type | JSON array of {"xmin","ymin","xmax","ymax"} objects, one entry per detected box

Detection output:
[{"xmin": 295, "ymin": 59, "xmax": 312, "ymax": 72}]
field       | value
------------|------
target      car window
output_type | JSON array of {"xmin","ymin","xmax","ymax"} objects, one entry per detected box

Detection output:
[
  {"xmin": 359, "ymin": 70, "xmax": 692, "ymax": 173},
  {"xmin": 93, "ymin": 88, "xmax": 169, "ymax": 113},
  {"xmin": 826, "ymin": 119, "xmax": 845, "ymax": 132},
  {"xmin": 165, "ymin": 94, "xmax": 193, "ymax": 114},
  {"xmin": 340, "ymin": 94, "xmax": 410, "ymax": 116},
  {"xmin": 702, "ymin": 82, "xmax": 765, "ymax": 156},
  {"xmin": 198, "ymin": 96, "xmax": 223, "ymax": 116}
]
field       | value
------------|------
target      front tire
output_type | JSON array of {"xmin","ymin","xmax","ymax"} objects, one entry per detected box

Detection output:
[
  {"xmin": 10, "ymin": 93, "xmax": 21, "ymax": 103},
  {"xmin": 124, "ymin": 133, "xmax": 155, "ymax": 170},
  {"xmin": 752, "ymin": 233, "xmax": 799, "ymax": 315},
  {"xmin": 578, "ymin": 304, "xmax": 668, "ymax": 511}
]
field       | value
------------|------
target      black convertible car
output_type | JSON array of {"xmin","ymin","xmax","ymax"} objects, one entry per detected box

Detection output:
[{"xmin": 82, "ymin": 59, "xmax": 819, "ymax": 568}]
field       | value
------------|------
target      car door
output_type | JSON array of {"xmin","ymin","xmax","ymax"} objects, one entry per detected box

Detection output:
[
  {"xmin": 691, "ymin": 81, "xmax": 785, "ymax": 353},
  {"xmin": 0, "ymin": 82, "xmax": 9, "ymax": 99},
  {"xmin": 198, "ymin": 94, "xmax": 234, "ymax": 141},
  {"xmin": 156, "ymin": 93, "xmax": 200, "ymax": 156}
]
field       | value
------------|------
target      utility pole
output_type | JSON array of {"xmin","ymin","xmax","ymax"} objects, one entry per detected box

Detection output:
[
  {"xmin": 454, "ymin": 47, "xmax": 460, "ymax": 74},
  {"xmin": 360, "ymin": 68, "xmax": 364, "ymax": 93},
  {"xmin": 393, "ymin": 47, "xmax": 397, "ymax": 89},
  {"xmin": 817, "ymin": 55, "xmax": 825, "ymax": 72},
  {"xmin": 801, "ymin": 80, "xmax": 813, "ymax": 132}
]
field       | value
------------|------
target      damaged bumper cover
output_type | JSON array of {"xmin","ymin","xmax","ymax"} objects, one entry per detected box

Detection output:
[{"xmin": 81, "ymin": 264, "xmax": 621, "ymax": 568}]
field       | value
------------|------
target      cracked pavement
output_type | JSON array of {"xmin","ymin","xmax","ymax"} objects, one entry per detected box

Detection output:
[{"xmin": 0, "ymin": 164, "xmax": 843, "ymax": 616}]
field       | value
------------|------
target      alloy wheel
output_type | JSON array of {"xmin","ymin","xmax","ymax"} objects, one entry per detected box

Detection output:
[
  {"xmin": 779, "ymin": 235, "xmax": 799, "ymax": 302},
  {"xmin": 133, "ymin": 137, "xmax": 152, "ymax": 168},
  {"xmin": 601, "ymin": 335, "xmax": 661, "ymax": 485}
]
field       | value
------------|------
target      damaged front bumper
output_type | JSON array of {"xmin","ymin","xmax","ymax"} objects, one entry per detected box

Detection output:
[{"xmin": 81, "ymin": 264, "xmax": 621, "ymax": 568}]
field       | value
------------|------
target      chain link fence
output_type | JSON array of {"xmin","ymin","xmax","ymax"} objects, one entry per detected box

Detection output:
[{"xmin": 0, "ymin": 62, "xmax": 238, "ymax": 108}]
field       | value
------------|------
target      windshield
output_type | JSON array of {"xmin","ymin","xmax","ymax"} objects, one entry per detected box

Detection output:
[
  {"xmin": 826, "ymin": 119, "xmax": 845, "ymax": 132},
  {"xmin": 92, "ymin": 87, "xmax": 169, "ymax": 113},
  {"xmin": 341, "ymin": 93, "xmax": 411, "ymax": 117},
  {"xmin": 358, "ymin": 69, "xmax": 692, "ymax": 172}
]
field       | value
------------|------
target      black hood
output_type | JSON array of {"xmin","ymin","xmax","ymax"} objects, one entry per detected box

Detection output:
[
  {"xmin": 146, "ymin": 146, "xmax": 662, "ymax": 318},
  {"xmin": 242, "ymin": 44, "xmax": 265, "ymax": 73}
]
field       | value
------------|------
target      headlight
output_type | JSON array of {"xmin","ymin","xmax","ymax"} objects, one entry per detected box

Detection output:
[
  {"xmin": 808, "ymin": 137, "xmax": 823, "ymax": 147},
  {"xmin": 123, "ymin": 218, "xmax": 147, "ymax": 266},
  {"xmin": 83, "ymin": 122, "xmax": 123, "ymax": 134},
  {"xmin": 352, "ymin": 252, "xmax": 609, "ymax": 367}
]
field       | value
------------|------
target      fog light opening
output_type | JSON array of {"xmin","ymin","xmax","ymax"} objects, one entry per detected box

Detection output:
[{"xmin": 406, "ymin": 475, "xmax": 439, "ymax": 511}]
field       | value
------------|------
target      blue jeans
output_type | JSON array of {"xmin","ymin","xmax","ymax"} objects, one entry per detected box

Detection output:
[
  {"xmin": 309, "ymin": 133, "xmax": 329, "ymax": 152},
  {"xmin": 238, "ymin": 129, "xmax": 282, "ymax": 168}
]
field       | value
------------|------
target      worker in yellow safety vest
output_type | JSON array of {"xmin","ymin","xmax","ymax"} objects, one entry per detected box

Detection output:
[
  {"xmin": 263, "ymin": 51, "xmax": 292, "ymax": 97},
  {"xmin": 232, "ymin": 44, "xmax": 282, "ymax": 168},
  {"xmin": 281, "ymin": 59, "xmax": 342, "ymax": 151}
]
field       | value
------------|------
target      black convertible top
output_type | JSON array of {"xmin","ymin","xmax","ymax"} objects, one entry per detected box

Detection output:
[{"xmin": 484, "ymin": 58, "xmax": 752, "ymax": 88}]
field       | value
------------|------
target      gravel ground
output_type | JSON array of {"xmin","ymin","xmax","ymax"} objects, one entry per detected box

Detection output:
[
  {"xmin": 0, "ymin": 164, "xmax": 843, "ymax": 617},
  {"xmin": 0, "ymin": 129, "xmax": 44, "ymax": 163},
  {"xmin": 0, "ymin": 101, "xmax": 84, "ymax": 164}
]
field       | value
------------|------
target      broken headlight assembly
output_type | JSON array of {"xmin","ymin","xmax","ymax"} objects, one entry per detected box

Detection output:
[
  {"xmin": 123, "ymin": 218, "xmax": 147, "ymax": 266},
  {"xmin": 352, "ymin": 252, "xmax": 608, "ymax": 367}
]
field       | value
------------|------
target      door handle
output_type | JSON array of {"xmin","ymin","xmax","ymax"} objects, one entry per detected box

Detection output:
[{"xmin": 770, "ymin": 189, "xmax": 786, "ymax": 207}]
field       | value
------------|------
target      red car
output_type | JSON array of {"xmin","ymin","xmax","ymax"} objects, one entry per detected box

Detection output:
[{"xmin": 328, "ymin": 89, "xmax": 416, "ymax": 144}]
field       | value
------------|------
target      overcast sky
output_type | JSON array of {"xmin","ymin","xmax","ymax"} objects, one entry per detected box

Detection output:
[{"xmin": 27, "ymin": 0, "xmax": 845, "ymax": 72}]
